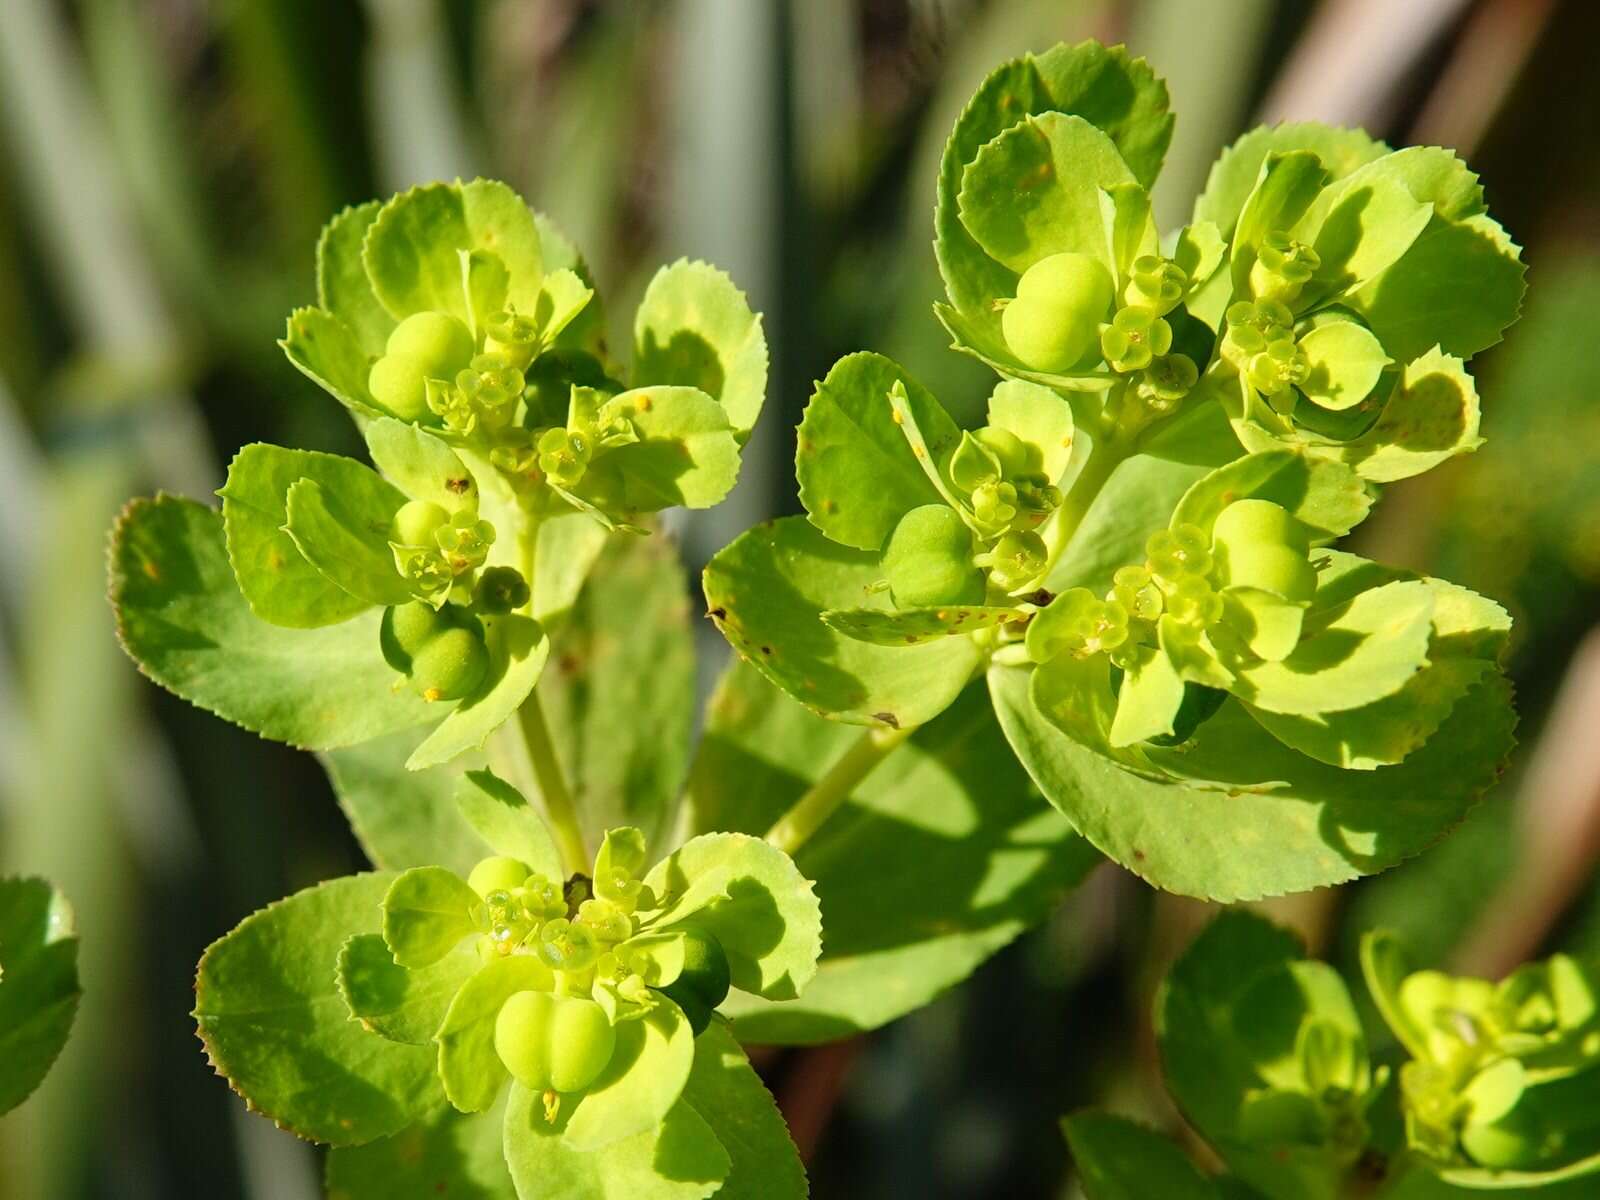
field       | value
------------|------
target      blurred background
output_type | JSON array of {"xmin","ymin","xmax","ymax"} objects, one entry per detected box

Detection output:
[{"xmin": 1, "ymin": 1, "xmax": 1598, "ymax": 1196}]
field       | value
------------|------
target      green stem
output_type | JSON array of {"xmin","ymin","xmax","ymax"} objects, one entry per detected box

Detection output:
[
  {"xmin": 765, "ymin": 724, "xmax": 915, "ymax": 856},
  {"xmin": 1039, "ymin": 430, "xmax": 1129, "ymax": 584},
  {"xmin": 517, "ymin": 512, "xmax": 587, "ymax": 877},
  {"xmin": 517, "ymin": 692, "xmax": 589, "ymax": 876}
]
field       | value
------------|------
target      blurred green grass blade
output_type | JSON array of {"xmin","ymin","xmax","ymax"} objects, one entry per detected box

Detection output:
[
  {"xmin": 361, "ymin": 0, "xmax": 480, "ymax": 187},
  {"xmin": 1129, "ymin": 0, "xmax": 1278, "ymax": 231},
  {"xmin": 219, "ymin": 0, "xmax": 375, "ymax": 246},
  {"xmin": 78, "ymin": 0, "xmax": 218, "ymax": 314}
]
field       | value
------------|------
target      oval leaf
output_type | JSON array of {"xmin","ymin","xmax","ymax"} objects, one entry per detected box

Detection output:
[
  {"xmin": 111, "ymin": 496, "xmax": 436, "ymax": 750},
  {"xmin": 325, "ymin": 1096, "xmax": 515, "ymax": 1200},
  {"xmin": 338, "ymin": 933, "xmax": 478, "ymax": 1045},
  {"xmin": 454, "ymin": 770, "xmax": 562, "ymax": 882},
  {"xmin": 992, "ymin": 663, "xmax": 1515, "ymax": 901},
  {"xmin": 503, "ymin": 1080, "xmax": 727, "ymax": 1200},
  {"xmin": 794, "ymin": 353, "xmax": 958, "ymax": 551},
  {"xmin": 406, "ymin": 614, "xmax": 549, "ymax": 771},
  {"xmin": 220, "ymin": 444, "xmax": 405, "ymax": 628},
  {"xmin": 436, "ymin": 955, "xmax": 553, "ymax": 1114},
  {"xmin": 0, "ymin": 877, "xmax": 80, "ymax": 1115},
  {"xmin": 640, "ymin": 833, "xmax": 823, "ymax": 1003},
  {"xmin": 633, "ymin": 259, "xmax": 768, "ymax": 444},
  {"xmin": 563, "ymin": 1002, "xmax": 696, "ymax": 1152},
  {"xmin": 193, "ymin": 873, "xmax": 444, "ymax": 1145}
]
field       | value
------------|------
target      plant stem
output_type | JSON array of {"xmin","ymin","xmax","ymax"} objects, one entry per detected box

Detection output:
[
  {"xmin": 765, "ymin": 724, "xmax": 915, "ymax": 856},
  {"xmin": 517, "ymin": 692, "xmax": 589, "ymax": 876},
  {"xmin": 1057, "ymin": 442, "xmax": 1122, "ymax": 536},
  {"xmin": 1038, "ymin": 431, "xmax": 1128, "ymax": 585},
  {"xmin": 517, "ymin": 511, "xmax": 587, "ymax": 876}
]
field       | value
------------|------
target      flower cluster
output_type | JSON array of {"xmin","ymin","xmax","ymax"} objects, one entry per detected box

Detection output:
[
  {"xmin": 372, "ymin": 823, "xmax": 746, "ymax": 1129},
  {"xmin": 1364, "ymin": 933, "xmax": 1600, "ymax": 1176},
  {"xmin": 701, "ymin": 40, "xmax": 1523, "ymax": 907},
  {"xmin": 1135, "ymin": 914, "xmax": 1600, "ymax": 1199}
]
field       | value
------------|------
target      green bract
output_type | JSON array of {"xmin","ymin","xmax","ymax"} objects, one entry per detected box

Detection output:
[
  {"xmin": 706, "ymin": 41, "xmax": 1520, "ymax": 902},
  {"xmin": 1157, "ymin": 912, "xmax": 1387, "ymax": 1200},
  {"xmin": 0, "ymin": 877, "xmax": 80, "ymax": 1115}
]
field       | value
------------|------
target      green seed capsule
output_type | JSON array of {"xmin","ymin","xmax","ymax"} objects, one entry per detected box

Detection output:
[
  {"xmin": 658, "ymin": 927, "xmax": 732, "ymax": 1037},
  {"xmin": 389, "ymin": 601, "xmax": 449, "ymax": 656},
  {"xmin": 384, "ymin": 602, "xmax": 489, "ymax": 700},
  {"xmin": 390, "ymin": 499, "xmax": 450, "ymax": 547},
  {"xmin": 1001, "ymin": 252, "xmax": 1115, "ymax": 372},
  {"xmin": 473, "ymin": 566, "xmax": 530, "ymax": 614},
  {"xmin": 409, "ymin": 626, "xmax": 489, "ymax": 701},
  {"xmin": 494, "ymin": 990, "xmax": 617, "ymax": 1094},
  {"xmin": 468, "ymin": 855, "xmax": 531, "ymax": 899},
  {"xmin": 882, "ymin": 505, "xmax": 984, "ymax": 608},
  {"xmin": 1212, "ymin": 499, "xmax": 1316, "ymax": 602},
  {"xmin": 1214, "ymin": 499, "xmax": 1308, "ymax": 552},
  {"xmin": 368, "ymin": 354, "xmax": 433, "ymax": 422},
  {"xmin": 387, "ymin": 311, "xmax": 476, "ymax": 377}
]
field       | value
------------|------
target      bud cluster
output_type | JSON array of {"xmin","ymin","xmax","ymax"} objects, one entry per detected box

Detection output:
[
  {"xmin": 1381, "ymin": 954, "xmax": 1600, "ymax": 1172},
  {"xmin": 1223, "ymin": 298, "xmax": 1308, "ymax": 399},
  {"xmin": 878, "ymin": 416, "xmax": 1067, "ymax": 607},
  {"xmin": 379, "ymin": 828, "xmax": 736, "ymax": 1128},
  {"xmin": 1030, "ymin": 521, "xmax": 1228, "ymax": 666},
  {"xmin": 388, "ymin": 499, "xmax": 498, "ymax": 603}
]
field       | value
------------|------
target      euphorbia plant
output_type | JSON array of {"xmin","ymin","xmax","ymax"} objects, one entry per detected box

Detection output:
[
  {"xmin": 1062, "ymin": 912, "xmax": 1600, "ymax": 1198},
  {"xmin": 104, "ymin": 39, "xmax": 1534, "ymax": 1200},
  {"xmin": 707, "ymin": 40, "xmax": 1523, "ymax": 905},
  {"xmin": 112, "ymin": 178, "xmax": 815, "ymax": 1195}
]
